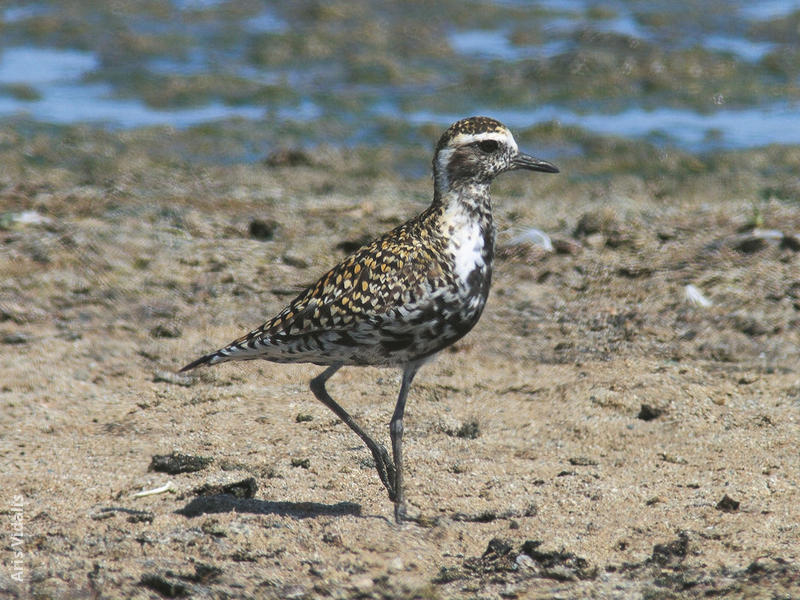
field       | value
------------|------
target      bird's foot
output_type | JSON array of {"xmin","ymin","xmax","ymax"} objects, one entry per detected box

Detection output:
[
  {"xmin": 394, "ymin": 500, "xmax": 407, "ymax": 523},
  {"xmin": 371, "ymin": 444, "xmax": 396, "ymax": 501},
  {"xmin": 393, "ymin": 501, "xmax": 432, "ymax": 526}
]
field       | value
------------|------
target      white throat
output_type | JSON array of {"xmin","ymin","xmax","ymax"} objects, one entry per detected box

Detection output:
[{"xmin": 441, "ymin": 202, "xmax": 490, "ymax": 283}]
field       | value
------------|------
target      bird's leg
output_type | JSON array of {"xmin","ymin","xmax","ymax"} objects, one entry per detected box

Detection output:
[
  {"xmin": 310, "ymin": 365, "xmax": 396, "ymax": 500},
  {"xmin": 389, "ymin": 363, "xmax": 420, "ymax": 523}
]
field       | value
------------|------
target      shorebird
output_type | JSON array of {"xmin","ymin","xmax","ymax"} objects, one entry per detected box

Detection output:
[{"xmin": 180, "ymin": 116, "xmax": 559, "ymax": 522}]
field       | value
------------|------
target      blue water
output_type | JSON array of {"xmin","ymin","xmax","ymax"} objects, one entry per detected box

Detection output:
[
  {"xmin": 0, "ymin": 47, "xmax": 97, "ymax": 85},
  {"xmin": 0, "ymin": 47, "xmax": 265, "ymax": 127},
  {"xmin": 739, "ymin": 0, "xmax": 800, "ymax": 19},
  {"xmin": 1, "ymin": 1, "xmax": 800, "ymax": 152},
  {"xmin": 406, "ymin": 103, "xmax": 800, "ymax": 150},
  {"xmin": 448, "ymin": 30, "xmax": 568, "ymax": 60}
]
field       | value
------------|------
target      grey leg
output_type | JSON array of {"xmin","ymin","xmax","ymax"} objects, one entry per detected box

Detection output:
[
  {"xmin": 390, "ymin": 363, "xmax": 420, "ymax": 522},
  {"xmin": 310, "ymin": 365, "xmax": 396, "ymax": 500}
]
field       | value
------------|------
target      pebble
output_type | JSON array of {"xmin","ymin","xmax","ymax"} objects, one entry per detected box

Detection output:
[
  {"xmin": 149, "ymin": 452, "xmax": 213, "ymax": 474},
  {"xmin": 249, "ymin": 218, "xmax": 277, "ymax": 241},
  {"xmin": 2, "ymin": 332, "xmax": 30, "ymax": 344},
  {"xmin": 353, "ymin": 576, "xmax": 373, "ymax": 591},
  {"xmin": 283, "ymin": 252, "xmax": 310, "ymax": 269},
  {"xmin": 552, "ymin": 236, "xmax": 582, "ymax": 255},
  {"xmin": 716, "ymin": 494, "xmax": 740, "ymax": 512},
  {"xmin": 638, "ymin": 404, "xmax": 664, "ymax": 421},
  {"xmin": 150, "ymin": 324, "xmax": 182, "ymax": 338},
  {"xmin": 387, "ymin": 557, "xmax": 404, "ymax": 572}
]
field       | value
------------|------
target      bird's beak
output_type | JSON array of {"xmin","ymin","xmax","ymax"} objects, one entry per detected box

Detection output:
[{"xmin": 512, "ymin": 152, "xmax": 559, "ymax": 173}]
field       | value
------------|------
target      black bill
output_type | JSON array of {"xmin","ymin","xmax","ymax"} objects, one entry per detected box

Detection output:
[{"xmin": 512, "ymin": 153, "xmax": 560, "ymax": 173}]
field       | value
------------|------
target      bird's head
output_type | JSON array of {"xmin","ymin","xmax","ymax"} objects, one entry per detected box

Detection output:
[{"xmin": 433, "ymin": 116, "xmax": 558, "ymax": 193}]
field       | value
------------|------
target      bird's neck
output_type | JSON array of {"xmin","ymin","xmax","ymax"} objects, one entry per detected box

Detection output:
[
  {"xmin": 432, "ymin": 181, "xmax": 493, "ymax": 226},
  {"xmin": 429, "ymin": 182, "xmax": 496, "ymax": 278},
  {"xmin": 428, "ymin": 182, "xmax": 496, "ymax": 297}
]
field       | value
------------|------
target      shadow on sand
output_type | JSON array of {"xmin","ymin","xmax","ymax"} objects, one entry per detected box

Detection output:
[{"xmin": 177, "ymin": 495, "xmax": 363, "ymax": 519}]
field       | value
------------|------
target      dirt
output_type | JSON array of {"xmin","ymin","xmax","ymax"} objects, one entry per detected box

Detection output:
[{"xmin": 1, "ymin": 132, "xmax": 799, "ymax": 599}]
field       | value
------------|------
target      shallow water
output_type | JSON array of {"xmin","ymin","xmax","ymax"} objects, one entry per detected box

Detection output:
[{"xmin": 1, "ymin": 0, "xmax": 799, "ymax": 154}]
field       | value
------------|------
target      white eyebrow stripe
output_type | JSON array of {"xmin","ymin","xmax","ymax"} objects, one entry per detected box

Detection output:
[{"xmin": 447, "ymin": 130, "xmax": 518, "ymax": 153}]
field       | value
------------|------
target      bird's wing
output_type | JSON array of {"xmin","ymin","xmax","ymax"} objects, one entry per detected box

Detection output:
[{"xmin": 182, "ymin": 218, "xmax": 449, "ymax": 369}]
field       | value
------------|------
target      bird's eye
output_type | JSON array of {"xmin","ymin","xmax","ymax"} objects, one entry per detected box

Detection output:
[{"xmin": 477, "ymin": 140, "xmax": 499, "ymax": 153}]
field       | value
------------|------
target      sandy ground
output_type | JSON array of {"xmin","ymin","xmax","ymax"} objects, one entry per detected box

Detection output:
[{"xmin": 2, "ymin": 144, "xmax": 800, "ymax": 599}]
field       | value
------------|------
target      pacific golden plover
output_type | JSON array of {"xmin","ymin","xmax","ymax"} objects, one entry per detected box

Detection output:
[{"xmin": 181, "ymin": 116, "xmax": 559, "ymax": 522}]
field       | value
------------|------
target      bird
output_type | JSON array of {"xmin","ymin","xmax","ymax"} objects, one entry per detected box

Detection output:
[{"xmin": 180, "ymin": 116, "xmax": 559, "ymax": 522}]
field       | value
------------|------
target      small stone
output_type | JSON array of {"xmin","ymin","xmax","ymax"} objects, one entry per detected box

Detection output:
[
  {"xmin": 716, "ymin": 494, "xmax": 740, "ymax": 512},
  {"xmin": 584, "ymin": 232, "xmax": 606, "ymax": 249},
  {"xmin": 658, "ymin": 452, "xmax": 687, "ymax": 465},
  {"xmin": 150, "ymin": 324, "xmax": 182, "ymax": 339},
  {"xmin": 283, "ymin": 252, "xmax": 309, "ymax": 269},
  {"xmin": 387, "ymin": 557, "xmax": 404, "ymax": 572},
  {"xmin": 519, "ymin": 540, "xmax": 596, "ymax": 580},
  {"xmin": 552, "ymin": 236, "xmax": 582, "ymax": 255},
  {"xmin": 280, "ymin": 584, "xmax": 307, "ymax": 599},
  {"xmin": 638, "ymin": 404, "xmax": 664, "ymax": 421},
  {"xmin": 321, "ymin": 531, "xmax": 342, "ymax": 546},
  {"xmin": 433, "ymin": 566, "xmax": 463, "ymax": 583},
  {"xmin": 353, "ymin": 577, "xmax": 373, "ymax": 592},
  {"xmin": 249, "ymin": 218, "xmax": 278, "ymax": 241},
  {"xmin": 568, "ymin": 456, "xmax": 598, "ymax": 466},
  {"xmin": 574, "ymin": 209, "xmax": 616, "ymax": 237},
  {"xmin": 140, "ymin": 573, "xmax": 188, "ymax": 598},
  {"xmin": 194, "ymin": 477, "xmax": 258, "ymax": 499},
  {"xmin": 231, "ymin": 550, "xmax": 258, "ymax": 562},
  {"xmin": 453, "ymin": 510, "xmax": 498, "ymax": 523},
  {"xmin": 617, "ymin": 264, "xmax": 652, "ymax": 278},
  {"xmin": 484, "ymin": 538, "xmax": 514, "ymax": 560},
  {"xmin": 149, "ymin": 452, "xmax": 213, "ymax": 474},
  {"xmin": 515, "ymin": 553, "xmax": 535, "ymax": 570},
  {"xmin": 455, "ymin": 419, "xmax": 480, "ymax": 439},
  {"xmin": 2, "ymin": 332, "xmax": 30, "ymax": 344},
  {"xmin": 127, "ymin": 511, "xmax": 155, "ymax": 523},
  {"xmin": 651, "ymin": 532, "xmax": 689, "ymax": 565},
  {"xmin": 201, "ymin": 519, "xmax": 227, "ymax": 537},
  {"xmin": 189, "ymin": 563, "xmax": 223, "ymax": 584}
]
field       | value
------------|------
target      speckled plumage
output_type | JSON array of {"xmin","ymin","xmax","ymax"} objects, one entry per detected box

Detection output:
[
  {"xmin": 181, "ymin": 116, "xmax": 559, "ymax": 522},
  {"xmin": 183, "ymin": 202, "xmax": 487, "ymax": 369}
]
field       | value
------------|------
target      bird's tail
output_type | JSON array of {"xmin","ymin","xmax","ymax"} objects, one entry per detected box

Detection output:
[{"xmin": 179, "ymin": 349, "xmax": 231, "ymax": 372}]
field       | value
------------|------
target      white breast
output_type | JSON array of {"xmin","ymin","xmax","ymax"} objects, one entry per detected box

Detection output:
[{"xmin": 449, "ymin": 219, "xmax": 485, "ymax": 283}]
